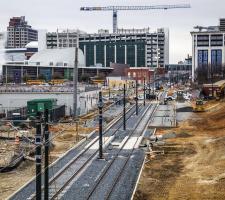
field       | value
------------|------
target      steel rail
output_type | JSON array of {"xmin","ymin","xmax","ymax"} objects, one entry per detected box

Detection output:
[
  {"xmin": 86, "ymin": 104, "xmax": 157, "ymax": 199},
  {"xmin": 28, "ymin": 104, "xmax": 142, "ymax": 200}
]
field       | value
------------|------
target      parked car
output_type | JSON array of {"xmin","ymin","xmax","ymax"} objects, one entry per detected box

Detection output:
[
  {"xmin": 183, "ymin": 95, "xmax": 190, "ymax": 101},
  {"xmin": 166, "ymin": 96, "xmax": 176, "ymax": 101},
  {"xmin": 138, "ymin": 95, "xmax": 144, "ymax": 100}
]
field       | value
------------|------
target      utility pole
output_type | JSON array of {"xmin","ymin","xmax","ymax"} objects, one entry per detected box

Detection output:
[
  {"xmin": 135, "ymin": 80, "xmax": 138, "ymax": 115},
  {"xmin": 123, "ymin": 84, "xmax": 126, "ymax": 130},
  {"xmin": 98, "ymin": 91, "xmax": 103, "ymax": 159},
  {"xmin": 44, "ymin": 109, "xmax": 49, "ymax": 200},
  {"xmin": 35, "ymin": 112, "xmax": 42, "ymax": 200},
  {"xmin": 143, "ymin": 78, "xmax": 146, "ymax": 106},
  {"xmin": 73, "ymin": 32, "xmax": 79, "ymax": 139}
]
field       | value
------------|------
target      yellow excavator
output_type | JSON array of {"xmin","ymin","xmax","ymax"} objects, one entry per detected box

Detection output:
[{"xmin": 192, "ymin": 99, "xmax": 206, "ymax": 112}]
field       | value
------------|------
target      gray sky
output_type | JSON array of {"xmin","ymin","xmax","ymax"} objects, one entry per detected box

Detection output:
[{"xmin": 0, "ymin": 0, "xmax": 225, "ymax": 63}]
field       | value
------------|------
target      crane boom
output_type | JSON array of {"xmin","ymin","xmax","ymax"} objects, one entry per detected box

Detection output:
[
  {"xmin": 80, "ymin": 4, "xmax": 191, "ymax": 11},
  {"xmin": 80, "ymin": 4, "xmax": 191, "ymax": 33}
]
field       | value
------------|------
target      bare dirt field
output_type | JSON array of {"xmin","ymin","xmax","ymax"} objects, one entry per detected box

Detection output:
[{"xmin": 134, "ymin": 101, "xmax": 225, "ymax": 200}]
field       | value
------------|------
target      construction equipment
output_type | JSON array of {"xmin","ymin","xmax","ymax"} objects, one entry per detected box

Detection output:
[
  {"xmin": 81, "ymin": 4, "xmax": 191, "ymax": 33},
  {"xmin": 193, "ymin": 99, "xmax": 206, "ymax": 112}
]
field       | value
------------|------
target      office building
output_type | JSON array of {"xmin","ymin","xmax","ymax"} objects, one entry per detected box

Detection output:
[
  {"xmin": 46, "ymin": 29, "xmax": 82, "ymax": 49},
  {"xmin": 191, "ymin": 18, "xmax": 225, "ymax": 82},
  {"xmin": 46, "ymin": 28, "xmax": 169, "ymax": 68},
  {"xmin": 7, "ymin": 16, "xmax": 38, "ymax": 48}
]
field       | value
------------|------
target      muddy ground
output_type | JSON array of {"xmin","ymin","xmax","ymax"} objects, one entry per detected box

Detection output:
[{"xmin": 134, "ymin": 101, "xmax": 225, "ymax": 200}]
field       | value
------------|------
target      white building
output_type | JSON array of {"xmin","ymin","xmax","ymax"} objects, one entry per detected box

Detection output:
[{"xmin": 191, "ymin": 19, "xmax": 225, "ymax": 82}]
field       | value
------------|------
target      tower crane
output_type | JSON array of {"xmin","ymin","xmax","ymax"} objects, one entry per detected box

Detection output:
[{"xmin": 80, "ymin": 4, "xmax": 191, "ymax": 33}]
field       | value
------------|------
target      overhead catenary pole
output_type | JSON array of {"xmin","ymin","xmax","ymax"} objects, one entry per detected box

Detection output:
[
  {"xmin": 123, "ymin": 84, "xmax": 126, "ymax": 130},
  {"xmin": 98, "ymin": 91, "xmax": 103, "ymax": 159},
  {"xmin": 148, "ymin": 69, "xmax": 151, "ymax": 100},
  {"xmin": 35, "ymin": 112, "xmax": 42, "ymax": 200},
  {"xmin": 44, "ymin": 109, "xmax": 49, "ymax": 200},
  {"xmin": 136, "ymin": 79, "xmax": 138, "ymax": 115},
  {"xmin": 143, "ymin": 77, "xmax": 146, "ymax": 106}
]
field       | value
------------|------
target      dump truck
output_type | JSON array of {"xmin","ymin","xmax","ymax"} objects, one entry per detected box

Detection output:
[{"xmin": 193, "ymin": 99, "xmax": 206, "ymax": 112}]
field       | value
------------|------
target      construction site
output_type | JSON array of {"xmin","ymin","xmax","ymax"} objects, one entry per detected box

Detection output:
[
  {"xmin": 1, "ymin": 1, "xmax": 225, "ymax": 200},
  {"xmin": 134, "ymin": 99, "xmax": 225, "ymax": 200}
]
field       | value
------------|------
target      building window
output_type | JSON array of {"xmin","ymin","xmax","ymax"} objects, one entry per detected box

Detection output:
[
  {"xmin": 211, "ymin": 49, "xmax": 222, "ymax": 73},
  {"xmin": 198, "ymin": 50, "xmax": 208, "ymax": 67}
]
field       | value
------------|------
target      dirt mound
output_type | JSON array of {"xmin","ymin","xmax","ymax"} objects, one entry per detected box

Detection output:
[{"xmin": 135, "ymin": 100, "xmax": 225, "ymax": 200}]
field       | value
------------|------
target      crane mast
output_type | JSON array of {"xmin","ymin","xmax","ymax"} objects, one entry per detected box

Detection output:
[{"xmin": 80, "ymin": 4, "xmax": 191, "ymax": 33}]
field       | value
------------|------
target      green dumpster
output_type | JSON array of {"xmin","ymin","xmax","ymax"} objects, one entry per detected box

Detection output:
[{"xmin": 27, "ymin": 99, "xmax": 57, "ymax": 117}]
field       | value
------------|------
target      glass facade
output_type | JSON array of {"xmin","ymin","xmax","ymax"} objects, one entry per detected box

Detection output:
[
  {"xmin": 116, "ymin": 43, "xmax": 125, "ymax": 64},
  {"xmin": 197, "ymin": 35, "xmax": 209, "ymax": 47},
  {"xmin": 211, "ymin": 34, "xmax": 223, "ymax": 46},
  {"xmin": 106, "ymin": 42, "xmax": 115, "ymax": 67},
  {"xmin": 79, "ymin": 40, "xmax": 146, "ymax": 67},
  {"xmin": 96, "ymin": 42, "xmax": 105, "ymax": 66},
  {"xmin": 126, "ymin": 43, "xmax": 135, "ymax": 67},
  {"xmin": 137, "ymin": 42, "xmax": 145, "ymax": 67},
  {"xmin": 198, "ymin": 50, "xmax": 208, "ymax": 67},
  {"xmin": 39, "ymin": 67, "xmax": 52, "ymax": 81},
  {"xmin": 211, "ymin": 49, "xmax": 222, "ymax": 73}
]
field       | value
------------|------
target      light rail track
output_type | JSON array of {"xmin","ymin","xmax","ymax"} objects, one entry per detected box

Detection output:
[
  {"xmin": 28, "ymin": 104, "xmax": 143, "ymax": 200},
  {"xmin": 86, "ymin": 104, "xmax": 158, "ymax": 200}
]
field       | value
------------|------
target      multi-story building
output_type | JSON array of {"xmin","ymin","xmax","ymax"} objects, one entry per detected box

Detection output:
[
  {"xmin": 46, "ymin": 28, "xmax": 169, "ymax": 68},
  {"xmin": 7, "ymin": 16, "xmax": 38, "ymax": 48},
  {"xmin": 125, "ymin": 67, "xmax": 154, "ymax": 84},
  {"xmin": 191, "ymin": 18, "xmax": 225, "ymax": 82},
  {"xmin": 46, "ymin": 29, "xmax": 81, "ymax": 49}
]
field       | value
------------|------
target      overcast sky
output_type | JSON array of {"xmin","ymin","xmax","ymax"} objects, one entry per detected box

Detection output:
[{"xmin": 0, "ymin": 0, "xmax": 225, "ymax": 63}]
